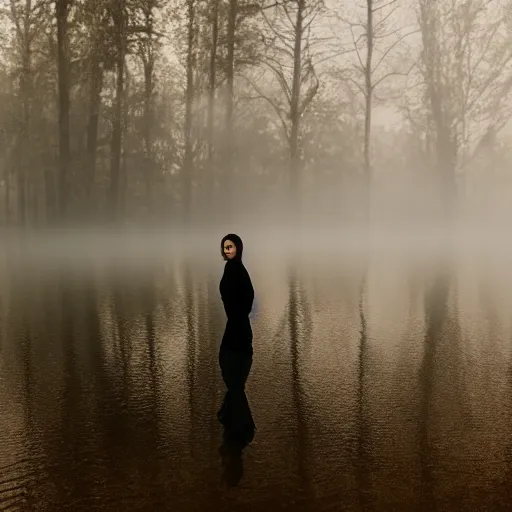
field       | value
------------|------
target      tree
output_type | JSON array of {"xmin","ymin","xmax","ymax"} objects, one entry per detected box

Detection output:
[
  {"xmin": 78, "ymin": 0, "xmax": 109, "ymax": 207},
  {"xmin": 300, "ymin": 85, "xmax": 363, "ymax": 222},
  {"xmin": 407, "ymin": 0, "xmax": 512, "ymax": 217},
  {"xmin": 107, "ymin": 0, "xmax": 127, "ymax": 219},
  {"xmin": 218, "ymin": 0, "xmax": 265, "ymax": 216},
  {"xmin": 333, "ymin": 0, "xmax": 416, "ymax": 218},
  {"xmin": 248, "ymin": 0, "xmax": 324, "ymax": 212},
  {"xmin": 134, "ymin": 0, "xmax": 161, "ymax": 212},
  {"xmin": 224, "ymin": 0, "xmax": 236, "ymax": 206},
  {"xmin": 206, "ymin": 0, "xmax": 219, "ymax": 204},
  {"xmin": 3, "ymin": 0, "xmax": 49, "ymax": 224},
  {"xmin": 0, "ymin": 65, "xmax": 15, "ymax": 222},
  {"xmin": 182, "ymin": 0, "xmax": 195, "ymax": 224},
  {"xmin": 56, "ymin": 0, "xmax": 72, "ymax": 218}
]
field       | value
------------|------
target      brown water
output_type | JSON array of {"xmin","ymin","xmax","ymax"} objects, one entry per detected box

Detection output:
[{"xmin": 1, "ymin": 234, "xmax": 512, "ymax": 511}]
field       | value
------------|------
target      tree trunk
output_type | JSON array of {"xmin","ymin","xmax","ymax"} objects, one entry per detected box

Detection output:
[
  {"xmin": 206, "ymin": 0, "xmax": 219, "ymax": 219},
  {"xmin": 224, "ymin": 0, "xmax": 237, "ymax": 212},
  {"xmin": 120, "ymin": 69, "xmax": 130, "ymax": 217},
  {"xmin": 56, "ymin": 0, "xmax": 71, "ymax": 219},
  {"xmin": 143, "ymin": 52, "xmax": 154, "ymax": 213},
  {"xmin": 289, "ymin": 0, "xmax": 304, "ymax": 211},
  {"xmin": 182, "ymin": 0, "xmax": 195, "ymax": 225},
  {"xmin": 17, "ymin": 2, "xmax": 32, "ymax": 226},
  {"xmin": 363, "ymin": 0, "xmax": 373, "ymax": 222},
  {"xmin": 4, "ymin": 168, "xmax": 10, "ymax": 224},
  {"xmin": 45, "ymin": 168, "xmax": 56, "ymax": 222},
  {"xmin": 86, "ymin": 55, "xmax": 103, "ymax": 204},
  {"xmin": 420, "ymin": 2, "xmax": 457, "ymax": 223},
  {"xmin": 17, "ymin": 173, "xmax": 26, "ymax": 226},
  {"xmin": 109, "ymin": 0, "xmax": 125, "ymax": 221}
]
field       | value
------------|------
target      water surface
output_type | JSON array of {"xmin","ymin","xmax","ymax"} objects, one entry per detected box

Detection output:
[{"xmin": 1, "ymin": 232, "xmax": 512, "ymax": 511}]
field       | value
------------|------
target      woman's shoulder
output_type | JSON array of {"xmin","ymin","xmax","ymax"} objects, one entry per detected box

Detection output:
[{"xmin": 226, "ymin": 260, "xmax": 251, "ymax": 277}]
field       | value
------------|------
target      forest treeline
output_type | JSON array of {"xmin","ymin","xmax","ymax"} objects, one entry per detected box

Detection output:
[{"xmin": 0, "ymin": 0, "xmax": 511, "ymax": 227}]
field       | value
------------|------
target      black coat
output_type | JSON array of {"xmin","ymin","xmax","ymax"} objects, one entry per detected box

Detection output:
[{"xmin": 219, "ymin": 260, "xmax": 254, "ymax": 353}]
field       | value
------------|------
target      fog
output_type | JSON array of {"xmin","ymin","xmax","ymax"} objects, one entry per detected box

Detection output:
[
  {"xmin": 0, "ymin": 0, "xmax": 511, "ymax": 237},
  {"xmin": 1, "ymin": 1, "xmax": 512, "ymax": 510}
]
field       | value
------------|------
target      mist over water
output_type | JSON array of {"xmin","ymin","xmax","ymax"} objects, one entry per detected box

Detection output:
[{"xmin": 1, "ymin": 225, "xmax": 512, "ymax": 511}]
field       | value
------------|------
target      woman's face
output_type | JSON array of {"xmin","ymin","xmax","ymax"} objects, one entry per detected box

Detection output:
[{"xmin": 223, "ymin": 240, "xmax": 237, "ymax": 260}]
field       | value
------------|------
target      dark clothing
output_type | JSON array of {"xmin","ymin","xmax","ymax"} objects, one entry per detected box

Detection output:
[
  {"xmin": 219, "ymin": 259, "xmax": 254, "ymax": 354},
  {"xmin": 218, "ymin": 348, "xmax": 255, "ymax": 439},
  {"xmin": 217, "ymin": 234, "xmax": 256, "ymax": 441}
]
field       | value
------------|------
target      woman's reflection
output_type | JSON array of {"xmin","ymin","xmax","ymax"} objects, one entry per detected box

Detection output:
[
  {"xmin": 217, "ymin": 350, "xmax": 255, "ymax": 444},
  {"xmin": 217, "ymin": 349, "xmax": 255, "ymax": 487}
]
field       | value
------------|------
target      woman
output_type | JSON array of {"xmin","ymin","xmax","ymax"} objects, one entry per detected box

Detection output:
[{"xmin": 217, "ymin": 233, "xmax": 256, "ymax": 444}]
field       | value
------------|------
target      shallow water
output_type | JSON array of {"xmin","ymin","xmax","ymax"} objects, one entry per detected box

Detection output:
[{"xmin": 1, "ymin": 232, "xmax": 512, "ymax": 511}]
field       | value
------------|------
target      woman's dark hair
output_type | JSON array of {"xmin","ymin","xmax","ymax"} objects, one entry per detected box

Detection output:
[{"xmin": 221, "ymin": 233, "xmax": 243, "ymax": 261}]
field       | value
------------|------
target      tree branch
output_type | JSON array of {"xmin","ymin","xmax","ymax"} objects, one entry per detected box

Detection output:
[
  {"xmin": 349, "ymin": 22, "xmax": 365, "ymax": 71},
  {"xmin": 373, "ymin": 64, "xmax": 414, "ymax": 90},
  {"xmin": 240, "ymin": 74, "xmax": 290, "ymax": 142},
  {"xmin": 261, "ymin": 57, "xmax": 292, "ymax": 104},
  {"xmin": 372, "ymin": 0, "xmax": 398, "ymax": 12},
  {"xmin": 260, "ymin": 8, "xmax": 295, "ymax": 53},
  {"xmin": 371, "ymin": 29, "xmax": 419, "ymax": 76}
]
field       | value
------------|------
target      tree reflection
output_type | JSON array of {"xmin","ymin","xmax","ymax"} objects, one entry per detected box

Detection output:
[
  {"xmin": 419, "ymin": 268, "xmax": 448, "ymax": 507},
  {"xmin": 478, "ymin": 269, "xmax": 512, "ymax": 505},
  {"xmin": 203, "ymin": 273, "xmax": 221, "ymax": 453},
  {"xmin": 183, "ymin": 261, "xmax": 199, "ymax": 459},
  {"xmin": 355, "ymin": 270, "xmax": 371, "ymax": 511},
  {"xmin": 60, "ymin": 268, "xmax": 89, "ymax": 504},
  {"xmin": 110, "ymin": 265, "xmax": 169, "ymax": 503},
  {"xmin": 418, "ymin": 260, "xmax": 467, "ymax": 507},
  {"xmin": 1, "ymin": 283, "xmax": 34, "ymax": 511},
  {"xmin": 287, "ymin": 264, "xmax": 313, "ymax": 500},
  {"xmin": 7, "ymin": 262, "xmax": 174, "ymax": 509}
]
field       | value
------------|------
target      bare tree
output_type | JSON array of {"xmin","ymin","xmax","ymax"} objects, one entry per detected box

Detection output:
[
  {"xmin": 135, "ymin": 0, "xmax": 160, "ymax": 212},
  {"xmin": 4, "ymin": 0, "xmax": 48, "ymax": 224},
  {"xmin": 56, "ymin": 0, "xmax": 71, "ymax": 218},
  {"xmin": 224, "ymin": 0, "xmax": 236, "ymax": 206},
  {"xmin": 182, "ymin": 0, "xmax": 195, "ymax": 224},
  {"xmin": 219, "ymin": 0, "xmax": 265, "ymax": 215},
  {"xmin": 108, "ymin": 0, "xmax": 127, "ymax": 219},
  {"xmin": 408, "ymin": 0, "xmax": 512, "ymax": 214},
  {"xmin": 247, "ymin": 0, "xmax": 324, "ymax": 210},
  {"xmin": 0, "ymin": 68, "xmax": 13, "ymax": 222},
  {"xmin": 206, "ymin": 0, "xmax": 219, "ymax": 194},
  {"xmin": 82, "ymin": 1, "xmax": 108, "ymax": 206},
  {"xmin": 334, "ymin": 0, "xmax": 416, "ymax": 211}
]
